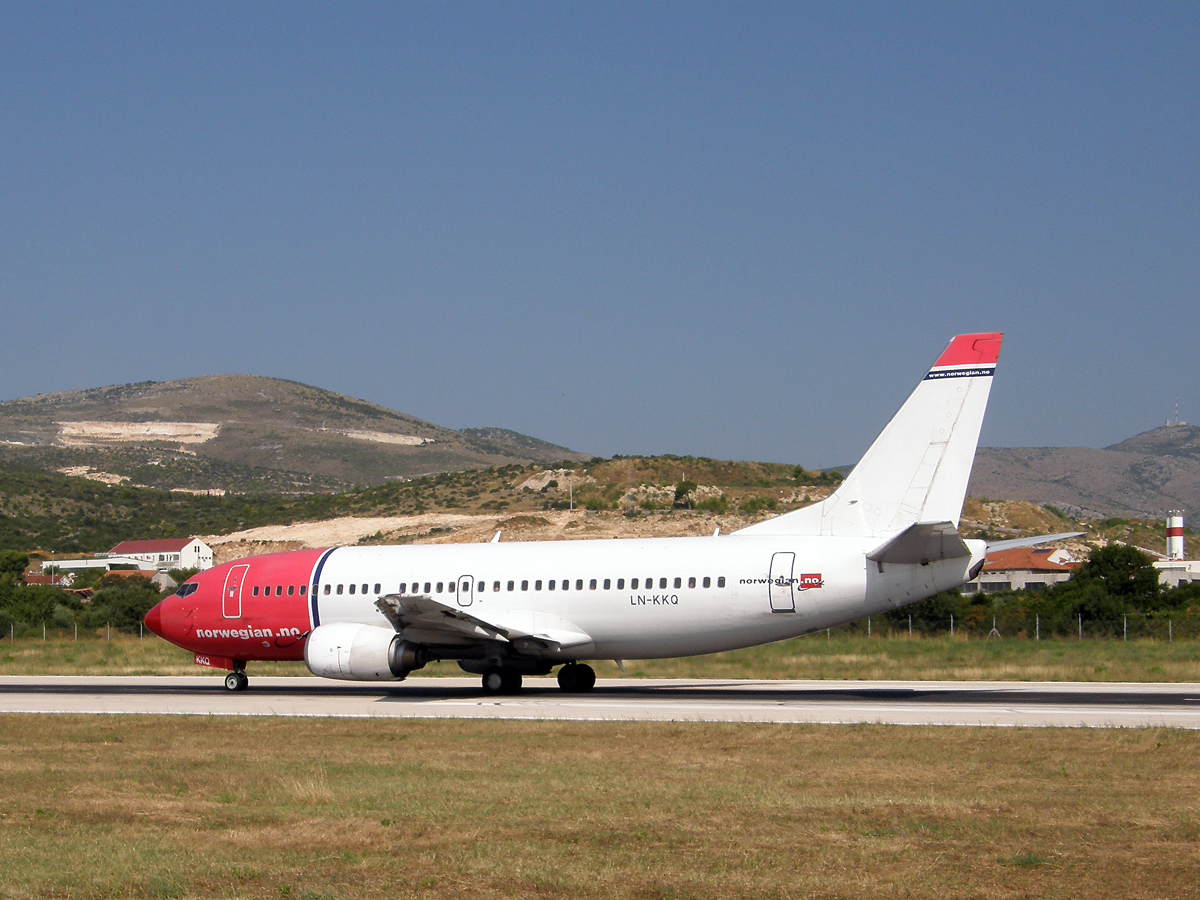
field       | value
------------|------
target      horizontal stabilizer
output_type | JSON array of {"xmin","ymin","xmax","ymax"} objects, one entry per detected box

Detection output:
[
  {"xmin": 985, "ymin": 532, "xmax": 1085, "ymax": 555},
  {"xmin": 867, "ymin": 521, "xmax": 971, "ymax": 565}
]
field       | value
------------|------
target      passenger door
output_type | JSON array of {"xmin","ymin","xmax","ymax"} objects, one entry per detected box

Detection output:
[{"xmin": 222, "ymin": 564, "xmax": 249, "ymax": 619}]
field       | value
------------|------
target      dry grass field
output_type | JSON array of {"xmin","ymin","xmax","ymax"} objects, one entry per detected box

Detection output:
[
  {"xmin": 0, "ymin": 715, "xmax": 1197, "ymax": 899},
  {"xmin": 3, "ymin": 631, "xmax": 1199, "ymax": 682}
]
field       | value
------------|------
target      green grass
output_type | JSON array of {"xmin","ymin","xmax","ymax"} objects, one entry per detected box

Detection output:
[
  {"xmin": 3, "ymin": 631, "xmax": 1199, "ymax": 681},
  {"xmin": 1, "ymin": 715, "xmax": 1197, "ymax": 899}
]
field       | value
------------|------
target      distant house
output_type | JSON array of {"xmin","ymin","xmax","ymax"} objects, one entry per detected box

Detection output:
[
  {"xmin": 1154, "ymin": 559, "xmax": 1200, "ymax": 588},
  {"xmin": 964, "ymin": 547, "xmax": 1081, "ymax": 594},
  {"xmin": 108, "ymin": 538, "xmax": 214, "ymax": 571},
  {"xmin": 22, "ymin": 573, "xmax": 71, "ymax": 587}
]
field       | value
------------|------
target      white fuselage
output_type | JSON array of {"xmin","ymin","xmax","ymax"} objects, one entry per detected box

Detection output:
[{"xmin": 310, "ymin": 533, "xmax": 984, "ymax": 660}]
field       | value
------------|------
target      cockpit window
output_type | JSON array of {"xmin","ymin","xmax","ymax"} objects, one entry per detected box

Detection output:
[{"xmin": 175, "ymin": 583, "xmax": 199, "ymax": 597}]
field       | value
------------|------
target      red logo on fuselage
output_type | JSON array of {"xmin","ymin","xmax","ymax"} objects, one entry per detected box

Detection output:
[{"xmin": 799, "ymin": 573, "xmax": 823, "ymax": 590}]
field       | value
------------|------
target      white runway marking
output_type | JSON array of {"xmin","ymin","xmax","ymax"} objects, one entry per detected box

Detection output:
[{"xmin": 2, "ymin": 676, "xmax": 1199, "ymax": 728}]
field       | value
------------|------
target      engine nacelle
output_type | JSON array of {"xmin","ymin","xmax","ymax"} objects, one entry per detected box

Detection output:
[{"xmin": 304, "ymin": 623, "xmax": 425, "ymax": 681}]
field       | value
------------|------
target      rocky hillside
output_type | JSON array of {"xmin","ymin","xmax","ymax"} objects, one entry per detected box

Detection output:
[
  {"xmin": 968, "ymin": 424, "xmax": 1200, "ymax": 519},
  {"xmin": 0, "ymin": 376, "xmax": 587, "ymax": 493}
]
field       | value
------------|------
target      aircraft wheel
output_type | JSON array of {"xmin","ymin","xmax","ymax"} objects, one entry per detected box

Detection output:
[
  {"xmin": 482, "ymin": 668, "xmax": 505, "ymax": 694},
  {"xmin": 500, "ymin": 670, "xmax": 522, "ymax": 693},
  {"xmin": 575, "ymin": 664, "xmax": 596, "ymax": 692},
  {"xmin": 557, "ymin": 664, "xmax": 578, "ymax": 691},
  {"xmin": 224, "ymin": 672, "xmax": 248, "ymax": 692},
  {"xmin": 557, "ymin": 663, "xmax": 596, "ymax": 693}
]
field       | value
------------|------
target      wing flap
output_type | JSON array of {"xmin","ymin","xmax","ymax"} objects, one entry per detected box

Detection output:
[{"xmin": 374, "ymin": 595, "xmax": 595, "ymax": 657}]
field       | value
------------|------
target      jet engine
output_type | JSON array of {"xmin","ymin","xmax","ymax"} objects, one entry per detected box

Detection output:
[{"xmin": 304, "ymin": 622, "xmax": 425, "ymax": 681}]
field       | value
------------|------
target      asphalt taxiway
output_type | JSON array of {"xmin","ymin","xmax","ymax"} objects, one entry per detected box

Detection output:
[{"xmin": 2, "ymin": 676, "xmax": 1199, "ymax": 727}]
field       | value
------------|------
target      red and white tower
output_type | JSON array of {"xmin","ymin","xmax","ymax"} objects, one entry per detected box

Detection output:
[{"xmin": 1167, "ymin": 511, "xmax": 1185, "ymax": 560}]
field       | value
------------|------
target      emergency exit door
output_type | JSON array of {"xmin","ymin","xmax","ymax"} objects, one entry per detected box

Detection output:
[{"xmin": 457, "ymin": 575, "xmax": 474, "ymax": 608}]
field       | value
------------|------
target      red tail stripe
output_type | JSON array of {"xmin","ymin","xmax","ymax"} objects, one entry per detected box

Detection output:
[{"xmin": 932, "ymin": 333, "xmax": 1003, "ymax": 368}]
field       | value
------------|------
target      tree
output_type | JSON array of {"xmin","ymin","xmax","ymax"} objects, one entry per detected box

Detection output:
[
  {"xmin": 674, "ymin": 480, "xmax": 698, "ymax": 507},
  {"xmin": 0, "ymin": 551, "xmax": 28, "ymax": 578},
  {"xmin": 1070, "ymin": 544, "xmax": 1161, "ymax": 611},
  {"xmin": 84, "ymin": 575, "xmax": 162, "ymax": 634}
]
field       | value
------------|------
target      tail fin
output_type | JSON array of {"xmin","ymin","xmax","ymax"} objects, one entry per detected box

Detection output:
[{"xmin": 736, "ymin": 333, "xmax": 1002, "ymax": 538}]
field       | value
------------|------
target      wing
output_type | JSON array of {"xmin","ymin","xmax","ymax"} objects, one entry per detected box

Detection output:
[{"xmin": 374, "ymin": 594, "xmax": 595, "ymax": 658}]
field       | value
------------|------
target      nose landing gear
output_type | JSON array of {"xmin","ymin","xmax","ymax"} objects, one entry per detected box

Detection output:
[
  {"xmin": 557, "ymin": 663, "xmax": 596, "ymax": 693},
  {"xmin": 223, "ymin": 665, "xmax": 249, "ymax": 692}
]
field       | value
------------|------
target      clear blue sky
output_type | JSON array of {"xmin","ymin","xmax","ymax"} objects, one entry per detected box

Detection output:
[{"xmin": 2, "ymin": 3, "xmax": 1196, "ymax": 466}]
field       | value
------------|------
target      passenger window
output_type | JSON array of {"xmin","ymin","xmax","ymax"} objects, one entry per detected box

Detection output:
[
  {"xmin": 659, "ymin": 578, "xmax": 667, "ymax": 589},
  {"xmin": 673, "ymin": 577, "xmax": 681, "ymax": 589},
  {"xmin": 337, "ymin": 584, "xmax": 344, "ymax": 595},
  {"xmin": 617, "ymin": 578, "xmax": 624, "ymax": 589},
  {"xmin": 507, "ymin": 580, "xmax": 514, "ymax": 591},
  {"xmin": 448, "ymin": 582, "xmax": 456, "ymax": 593},
  {"xmin": 400, "ymin": 583, "xmax": 407, "ymax": 594},
  {"xmin": 535, "ymin": 580, "xmax": 543, "ymax": 590},
  {"xmin": 548, "ymin": 580, "xmax": 555, "ymax": 591},
  {"xmin": 703, "ymin": 577, "xmax": 711, "ymax": 588},
  {"xmin": 521, "ymin": 580, "xmax": 528, "ymax": 591},
  {"xmin": 374, "ymin": 583, "xmax": 380, "ymax": 594},
  {"xmin": 589, "ymin": 579, "xmax": 597, "ymax": 590},
  {"xmin": 300, "ymin": 585, "xmax": 307, "ymax": 596},
  {"xmin": 688, "ymin": 577, "xmax": 695, "ymax": 588},
  {"xmin": 493, "ymin": 581, "xmax": 500, "ymax": 592},
  {"xmin": 288, "ymin": 585, "xmax": 295, "ymax": 596},
  {"xmin": 437, "ymin": 583, "xmax": 444, "ymax": 593},
  {"xmin": 603, "ymin": 579, "xmax": 611, "ymax": 589},
  {"xmin": 324, "ymin": 584, "xmax": 331, "ymax": 595},
  {"xmin": 576, "ymin": 579, "xmax": 584, "ymax": 590},
  {"xmin": 631, "ymin": 578, "xmax": 638, "ymax": 589},
  {"xmin": 252, "ymin": 586, "xmax": 259, "ymax": 597},
  {"xmin": 718, "ymin": 576, "xmax": 726, "ymax": 588},
  {"xmin": 478, "ymin": 581, "xmax": 485, "ymax": 592},
  {"xmin": 349, "ymin": 584, "xmax": 356, "ymax": 595},
  {"xmin": 423, "ymin": 582, "xmax": 431, "ymax": 593},
  {"xmin": 276, "ymin": 586, "xmax": 283, "ymax": 596}
]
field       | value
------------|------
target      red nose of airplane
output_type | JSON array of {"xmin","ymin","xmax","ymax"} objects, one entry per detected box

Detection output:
[{"xmin": 144, "ymin": 601, "xmax": 165, "ymax": 638}]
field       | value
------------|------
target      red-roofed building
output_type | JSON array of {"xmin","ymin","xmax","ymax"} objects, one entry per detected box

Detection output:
[
  {"xmin": 108, "ymin": 538, "xmax": 213, "ymax": 571},
  {"xmin": 965, "ymin": 547, "xmax": 1081, "ymax": 594}
]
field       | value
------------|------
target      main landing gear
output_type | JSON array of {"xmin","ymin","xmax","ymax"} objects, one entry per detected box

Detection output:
[
  {"xmin": 557, "ymin": 663, "xmax": 596, "ymax": 693},
  {"xmin": 223, "ymin": 664, "xmax": 248, "ymax": 692},
  {"xmin": 481, "ymin": 667, "xmax": 523, "ymax": 695}
]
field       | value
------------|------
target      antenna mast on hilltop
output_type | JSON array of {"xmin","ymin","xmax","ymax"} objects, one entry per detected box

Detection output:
[{"xmin": 1167, "ymin": 398, "xmax": 1187, "ymax": 427}]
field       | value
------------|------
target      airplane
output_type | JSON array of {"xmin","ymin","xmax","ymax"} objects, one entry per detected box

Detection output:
[{"xmin": 145, "ymin": 332, "xmax": 1071, "ymax": 694}]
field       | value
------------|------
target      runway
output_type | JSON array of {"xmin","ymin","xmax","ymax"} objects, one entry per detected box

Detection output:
[{"xmin": 2, "ymin": 675, "xmax": 1199, "ymax": 727}]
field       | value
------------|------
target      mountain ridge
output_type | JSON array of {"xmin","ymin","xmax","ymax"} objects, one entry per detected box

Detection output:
[
  {"xmin": 0, "ymin": 375, "xmax": 588, "ymax": 493},
  {"xmin": 968, "ymin": 424, "xmax": 1200, "ymax": 519}
]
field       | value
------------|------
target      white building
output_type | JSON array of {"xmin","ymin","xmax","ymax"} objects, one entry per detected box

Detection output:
[
  {"xmin": 1155, "ymin": 560, "xmax": 1200, "ymax": 588},
  {"xmin": 108, "ymin": 538, "xmax": 214, "ymax": 571},
  {"xmin": 1152, "ymin": 512, "xmax": 1199, "ymax": 587},
  {"xmin": 964, "ymin": 547, "xmax": 1080, "ymax": 594}
]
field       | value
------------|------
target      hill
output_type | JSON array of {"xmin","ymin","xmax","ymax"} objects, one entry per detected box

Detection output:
[
  {"xmin": 0, "ymin": 376, "xmax": 587, "ymax": 493},
  {"xmin": 968, "ymin": 424, "xmax": 1200, "ymax": 519}
]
